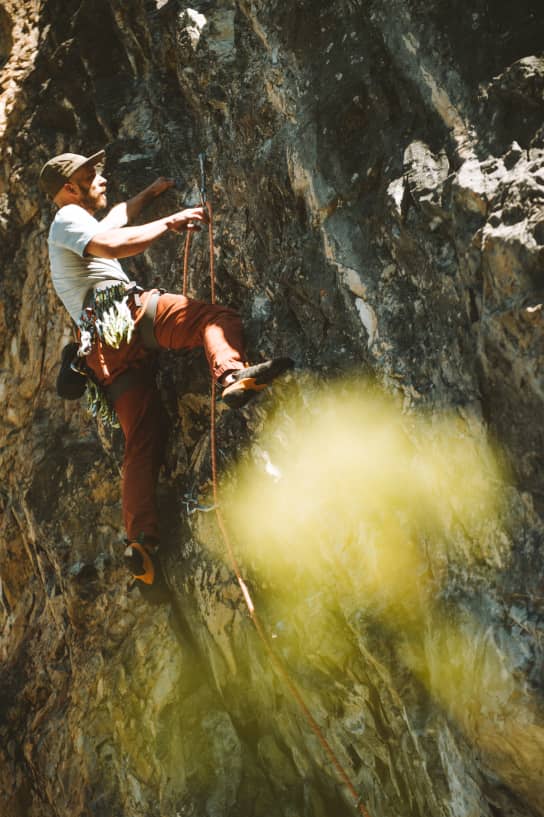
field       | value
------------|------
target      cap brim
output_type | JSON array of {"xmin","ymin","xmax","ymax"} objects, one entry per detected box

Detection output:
[
  {"xmin": 69, "ymin": 150, "xmax": 106, "ymax": 178},
  {"xmin": 78, "ymin": 149, "xmax": 106, "ymax": 169}
]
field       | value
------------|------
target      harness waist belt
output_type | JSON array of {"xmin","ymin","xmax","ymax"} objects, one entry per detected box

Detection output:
[
  {"xmin": 82, "ymin": 280, "xmax": 130, "ymax": 310},
  {"xmin": 82, "ymin": 282, "xmax": 160, "ymax": 350}
]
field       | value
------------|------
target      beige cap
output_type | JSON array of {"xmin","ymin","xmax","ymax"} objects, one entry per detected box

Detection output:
[{"xmin": 39, "ymin": 150, "xmax": 105, "ymax": 198}]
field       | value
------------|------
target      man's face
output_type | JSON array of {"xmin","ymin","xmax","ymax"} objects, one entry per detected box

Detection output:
[{"xmin": 68, "ymin": 163, "xmax": 107, "ymax": 213}]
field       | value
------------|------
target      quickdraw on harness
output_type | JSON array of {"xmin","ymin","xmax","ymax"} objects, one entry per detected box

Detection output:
[
  {"xmin": 75, "ymin": 282, "xmax": 136, "ymax": 428},
  {"xmin": 85, "ymin": 380, "xmax": 119, "ymax": 429},
  {"xmin": 74, "ymin": 281, "xmax": 160, "ymax": 428},
  {"xmin": 184, "ymin": 154, "xmax": 372, "ymax": 817},
  {"xmin": 77, "ymin": 281, "xmax": 139, "ymax": 356}
]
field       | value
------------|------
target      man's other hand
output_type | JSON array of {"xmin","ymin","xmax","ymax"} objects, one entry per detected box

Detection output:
[{"xmin": 146, "ymin": 177, "xmax": 176, "ymax": 198}]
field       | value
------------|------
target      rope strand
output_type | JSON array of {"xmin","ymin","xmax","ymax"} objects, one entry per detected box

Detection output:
[
  {"xmin": 182, "ymin": 199, "xmax": 372, "ymax": 817},
  {"xmin": 182, "ymin": 229, "xmax": 192, "ymax": 297}
]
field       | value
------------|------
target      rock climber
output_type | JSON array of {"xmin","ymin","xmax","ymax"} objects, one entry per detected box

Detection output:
[{"xmin": 39, "ymin": 148, "xmax": 293, "ymax": 595}]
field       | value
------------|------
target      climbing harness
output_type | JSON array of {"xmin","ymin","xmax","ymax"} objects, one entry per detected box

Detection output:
[
  {"xmin": 70, "ymin": 282, "xmax": 162, "ymax": 427},
  {"xmin": 78, "ymin": 281, "xmax": 160, "ymax": 356},
  {"xmin": 181, "ymin": 155, "xmax": 372, "ymax": 817},
  {"xmin": 78, "ymin": 282, "xmax": 136, "ymax": 354}
]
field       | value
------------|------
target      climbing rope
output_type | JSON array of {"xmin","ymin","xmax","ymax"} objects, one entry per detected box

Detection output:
[
  {"xmin": 181, "ymin": 191, "xmax": 372, "ymax": 817},
  {"xmin": 182, "ymin": 227, "xmax": 192, "ymax": 298}
]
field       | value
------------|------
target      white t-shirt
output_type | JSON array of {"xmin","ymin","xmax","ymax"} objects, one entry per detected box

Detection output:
[{"xmin": 48, "ymin": 204, "xmax": 130, "ymax": 322}]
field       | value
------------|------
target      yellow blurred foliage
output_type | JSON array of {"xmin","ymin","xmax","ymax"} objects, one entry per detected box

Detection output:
[{"xmin": 223, "ymin": 377, "xmax": 505, "ymax": 614}]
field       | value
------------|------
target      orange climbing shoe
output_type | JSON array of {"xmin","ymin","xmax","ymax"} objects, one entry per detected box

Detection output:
[
  {"xmin": 124, "ymin": 539, "xmax": 159, "ymax": 585},
  {"xmin": 221, "ymin": 357, "xmax": 294, "ymax": 409},
  {"xmin": 124, "ymin": 538, "xmax": 170, "ymax": 604}
]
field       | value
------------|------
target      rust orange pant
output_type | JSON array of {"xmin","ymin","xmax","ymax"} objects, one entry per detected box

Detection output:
[{"xmin": 86, "ymin": 291, "xmax": 245, "ymax": 542}]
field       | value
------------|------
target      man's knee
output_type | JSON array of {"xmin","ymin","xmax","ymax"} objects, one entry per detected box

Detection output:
[{"xmin": 212, "ymin": 303, "xmax": 242, "ymax": 323}]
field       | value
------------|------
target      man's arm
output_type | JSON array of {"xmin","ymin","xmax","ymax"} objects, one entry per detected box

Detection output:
[
  {"xmin": 99, "ymin": 177, "xmax": 175, "ymax": 230},
  {"xmin": 85, "ymin": 207, "xmax": 208, "ymax": 259}
]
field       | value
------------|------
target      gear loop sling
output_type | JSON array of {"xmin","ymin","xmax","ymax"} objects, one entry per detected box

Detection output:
[{"xmin": 183, "ymin": 155, "xmax": 372, "ymax": 817}]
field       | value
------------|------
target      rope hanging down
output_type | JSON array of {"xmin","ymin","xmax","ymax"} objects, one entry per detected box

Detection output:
[{"xmin": 181, "ymin": 172, "xmax": 372, "ymax": 817}]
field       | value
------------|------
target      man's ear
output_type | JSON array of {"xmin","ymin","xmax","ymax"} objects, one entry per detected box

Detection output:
[{"xmin": 53, "ymin": 183, "xmax": 77, "ymax": 207}]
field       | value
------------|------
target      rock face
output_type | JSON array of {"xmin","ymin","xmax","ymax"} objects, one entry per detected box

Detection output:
[{"xmin": 1, "ymin": 1, "xmax": 544, "ymax": 816}]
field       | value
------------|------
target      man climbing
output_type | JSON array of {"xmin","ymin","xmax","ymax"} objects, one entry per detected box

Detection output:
[{"xmin": 40, "ymin": 148, "xmax": 292, "ymax": 594}]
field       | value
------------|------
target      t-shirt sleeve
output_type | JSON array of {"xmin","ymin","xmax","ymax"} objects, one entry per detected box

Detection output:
[{"xmin": 49, "ymin": 205, "xmax": 102, "ymax": 258}]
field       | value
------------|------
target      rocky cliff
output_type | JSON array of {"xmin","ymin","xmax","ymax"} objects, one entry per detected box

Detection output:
[{"xmin": 1, "ymin": 1, "xmax": 544, "ymax": 816}]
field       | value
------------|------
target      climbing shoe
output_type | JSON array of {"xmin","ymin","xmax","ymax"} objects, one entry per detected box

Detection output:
[
  {"xmin": 124, "ymin": 539, "xmax": 169, "ymax": 604},
  {"xmin": 124, "ymin": 539, "xmax": 158, "ymax": 585},
  {"xmin": 221, "ymin": 357, "xmax": 294, "ymax": 409}
]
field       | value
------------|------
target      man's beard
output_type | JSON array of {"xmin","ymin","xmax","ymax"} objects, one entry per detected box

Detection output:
[{"xmin": 79, "ymin": 186, "xmax": 107, "ymax": 213}]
